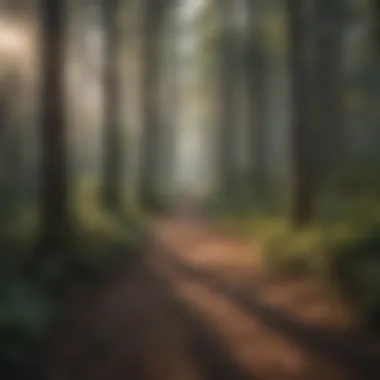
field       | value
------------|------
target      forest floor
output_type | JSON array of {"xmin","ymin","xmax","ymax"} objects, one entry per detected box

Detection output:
[{"xmin": 37, "ymin": 215, "xmax": 380, "ymax": 380}]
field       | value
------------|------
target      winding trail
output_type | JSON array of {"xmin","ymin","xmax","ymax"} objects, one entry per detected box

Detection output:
[{"xmin": 41, "ymin": 216, "xmax": 380, "ymax": 380}]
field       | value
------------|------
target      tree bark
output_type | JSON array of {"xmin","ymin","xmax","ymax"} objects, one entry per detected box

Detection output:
[
  {"xmin": 137, "ymin": 1, "xmax": 166, "ymax": 212},
  {"xmin": 160, "ymin": 13, "xmax": 178, "ymax": 212},
  {"xmin": 246, "ymin": 0, "xmax": 267, "ymax": 195},
  {"xmin": 286, "ymin": 0, "xmax": 315, "ymax": 226},
  {"xmin": 313, "ymin": 0, "xmax": 345, "ymax": 183},
  {"xmin": 102, "ymin": 0, "xmax": 123, "ymax": 212},
  {"xmin": 39, "ymin": 0, "xmax": 71, "ymax": 246},
  {"xmin": 218, "ymin": 0, "xmax": 239, "ymax": 196}
]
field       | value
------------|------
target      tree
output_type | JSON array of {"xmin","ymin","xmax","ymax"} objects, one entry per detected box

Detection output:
[
  {"xmin": 0, "ymin": 71, "xmax": 24, "ymax": 188},
  {"xmin": 217, "ymin": 0, "xmax": 240, "ymax": 196},
  {"xmin": 137, "ymin": 0, "xmax": 168, "ymax": 212},
  {"xmin": 312, "ymin": 0, "xmax": 346, "ymax": 184},
  {"xmin": 0, "ymin": 74, "xmax": 12, "ymax": 141},
  {"xmin": 285, "ymin": 0, "xmax": 315, "ymax": 225},
  {"xmin": 39, "ymin": 0, "xmax": 71, "ymax": 247},
  {"xmin": 158, "ymin": 8, "xmax": 179, "ymax": 208},
  {"xmin": 246, "ymin": 0, "xmax": 267, "ymax": 194},
  {"xmin": 101, "ymin": 0, "xmax": 123, "ymax": 211},
  {"xmin": 375, "ymin": 0, "xmax": 380, "ymax": 51}
]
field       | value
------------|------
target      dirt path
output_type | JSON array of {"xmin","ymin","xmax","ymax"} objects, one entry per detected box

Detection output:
[
  {"xmin": 39, "ymin": 217, "xmax": 379, "ymax": 380},
  {"xmin": 149, "ymin": 218, "xmax": 380, "ymax": 379}
]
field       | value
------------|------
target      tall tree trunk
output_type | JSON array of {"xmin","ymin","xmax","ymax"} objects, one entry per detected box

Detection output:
[
  {"xmin": 137, "ymin": 1, "xmax": 164, "ymax": 212},
  {"xmin": 0, "ymin": 74, "xmax": 11, "ymax": 142},
  {"xmin": 101, "ymin": 0, "xmax": 123, "ymax": 211},
  {"xmin": 39, "ymin": 0, "xmax": 71, "ymax": 246},
  {"xmin": 246, "ymin": 0, "xmax": 266, "ymax": 195},
  {"xmin": 313, "ymin": 0, "xmax": 345, "ymax": 183},
  {"xmin": 286, "ymin": 0, "xmax": 315, "ymax": 226},
  {"xmin": 218, "ymin": 0, "xmax": 239, "ymax": 196},
  {"xmin": 375, "ymin": 0, "xmax": 380, "ymax": 52},
  {"xmin": 160, "ymin": 14, "xmax": 178, "ymax": 212},
  {"xmin": 168, "ymin": 18, "xmax": 179, "ymax": 203},
  {"xmin": 5, "ymin": 75, "xmax": 24, "ymax": 189}
]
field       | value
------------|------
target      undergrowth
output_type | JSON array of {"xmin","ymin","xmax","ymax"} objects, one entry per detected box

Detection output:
[
  {"xmin": 0, "ymin": 178, "xmax": 145, "ymax": 376},
  {"xmin": 211, "ymin": 192, "xmax": 380, "ymax": 326}
]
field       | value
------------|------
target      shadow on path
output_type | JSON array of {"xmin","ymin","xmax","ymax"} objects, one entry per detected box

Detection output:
[
  {"xmin": 40, "ymin": 250, "xmax": 256, "ymax": 380},
  {"xmin": 145, "ymin": 265, "xmax": 256, "ymax": 380},
  {"xmin": 150, "ymin": 236, "xmax": 380, "ymax": 380}
]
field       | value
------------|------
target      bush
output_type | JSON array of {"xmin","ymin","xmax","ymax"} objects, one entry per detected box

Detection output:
[
  {"xmin": 218, "ymin": 197, "xmax": 380, "ymax": 327},
  {"xmin": 331, "ymin": 226, "xmax": 380, "ymax": 327},
  {"xmin": 0, "ymin": 272, "xmax": 56, "ymax": 373},
  {"xmin": 0, "ymin": 177, "xmax": 144, "ymax": 375}
]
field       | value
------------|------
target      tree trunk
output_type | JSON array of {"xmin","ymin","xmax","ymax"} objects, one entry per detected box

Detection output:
[
  {"xmin": 39, "ymin": 0, "xmax": 71, "ymax": 247},
  {"xmin": 286, "ymin": 0, "xmax": 315, "ymax": 226},
  {"xmin": 101, "ymin": 0, "xmax": 123, "ymax": 212},
  {"xmin": 246, "ymin": 0, "xmax": 267, "ymax": 195},
  {"xmin": 0, "ymin": 74, "xmax": 11, "ymax": 142},
  {"xmin": 375, "ymin": 0, "xmax": 380, "ymax": 53},
  {"xmin": 313, "ymin": 0, "xmax": 345, "ymax": 183},
  {"xmin": 137, "ymin": 1, "xmax": 165, "ymax": 212},
  {"xmin": 160, "ymin": 14, "xmax": 178, "ymax": 212},
  {"xmin": 218, "ymin": 0, "xmax": 239, "ymax": 196}
]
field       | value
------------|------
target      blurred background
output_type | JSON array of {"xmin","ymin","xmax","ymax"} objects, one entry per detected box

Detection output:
[{"xmin": 0, "ymin": 0, "xmax": 380, "ymax": 378}]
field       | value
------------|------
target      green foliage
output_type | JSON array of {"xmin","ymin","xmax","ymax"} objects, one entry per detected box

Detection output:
[
  {"xmin": 324, "ymin": 157, "xmax": 380, "ymax": 198},
  {"xmin": 205, "ymin": 183, "xmax": 289, "ymax": 220},
  {"xmin": 0, "ymin": 176, "xmax": 145, "ymax": 374},
  {"xmin": 0, "ymin": 271, "xmax": 56, "ymax": 371},
  {"xmin": 213, "ymin": 191, "xmax": 380, "ymax": 325},
  {"xmin": 331, "ymin": 226, "xmax": 380, "ymax": 325}
]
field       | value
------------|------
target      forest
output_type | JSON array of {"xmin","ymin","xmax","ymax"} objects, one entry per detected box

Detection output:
[{"xmin": 0, "ymin": 0, "xmax": 380, "ymax": 379}]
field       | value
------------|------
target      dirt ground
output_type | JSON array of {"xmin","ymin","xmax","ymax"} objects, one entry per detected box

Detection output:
[{"xmin": 35, "ymin": 217, "xmax": 380, "ymax": 380}]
